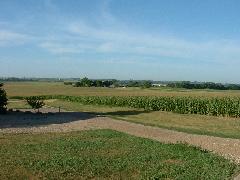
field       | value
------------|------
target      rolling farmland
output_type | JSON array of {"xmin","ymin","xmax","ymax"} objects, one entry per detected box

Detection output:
[
  {"xmin": 3, "ymin": 81, "xmax": 240, "ymax": 179},
  {"xmin": 5, "ymin": 82, "xmax": 240, "ymax": 97}
]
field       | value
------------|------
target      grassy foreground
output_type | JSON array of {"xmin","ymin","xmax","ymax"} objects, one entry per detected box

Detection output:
[
  {"xmin": 44, "ymin": 100, "xmax": 240, "ymax": 139},
  {"xmin": 0, "ymin": 129, "xmax": 238, "ymax": 179}
]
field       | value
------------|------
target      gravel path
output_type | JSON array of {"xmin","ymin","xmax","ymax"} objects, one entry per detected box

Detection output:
[{"xmin": 1, "ymin": 109, "xmax": 240, "ymax": 165}]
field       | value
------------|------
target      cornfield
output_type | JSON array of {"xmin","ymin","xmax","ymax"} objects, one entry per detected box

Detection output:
[{"xmin": 15, "ymin": 95, "xmax": 240, "ymax": 117}]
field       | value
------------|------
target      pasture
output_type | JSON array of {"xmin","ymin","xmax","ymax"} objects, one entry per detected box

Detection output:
[{"xmin": 5, "ymin": 81, "xmax": 240, "ymax": 97}]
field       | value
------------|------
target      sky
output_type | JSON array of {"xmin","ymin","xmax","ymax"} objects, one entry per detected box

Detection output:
[{"xmin": 1, "ymin": 0, "xmax": 240, "ymax": 83}]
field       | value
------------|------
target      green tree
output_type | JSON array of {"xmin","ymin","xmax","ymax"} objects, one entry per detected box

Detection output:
[
  {"xmin": 74, "ymin": 81, "xmax": 83, "ymax": 87},
  {"xmin": 95, "ymin": 80, "xmax": 103, "ymax": 87},
  {"xmin": 26, "ymin": 96, "xmax": 45, "ymax": 112},
  {"xmin": 112, "ymin": 79, "xmax": 119, "ymax": 87},
  {"xmin": 127, "ymin": 81, "xmax": 140, "ymax": 87},
  {"xmin": 81, "ymin": 77, "xmax": 92, "ymax": 87},
  {"xmin": 141, "ymin": 81, "xmax": 152, "ymax": 88},
  {"xmin": 0, "ymin": 83, "xmax": 8, "ymax": 114}
]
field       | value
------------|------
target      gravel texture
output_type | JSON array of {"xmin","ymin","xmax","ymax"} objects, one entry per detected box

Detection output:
[{"xmin": 1, "ymin": 108, "xmax": 240, "ymax": 165}]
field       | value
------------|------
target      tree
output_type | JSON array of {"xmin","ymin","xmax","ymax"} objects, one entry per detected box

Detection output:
[
  {"xmin": 95, "ymin": 80, "xmax": 103, "ymax": 87},
  {"xmin": 102, "ymin": 80, "xmax": 113, "ymax": 87},
  {"xmin": 74, "ymin": 81, "xmax": 83, "ymax": 87},
  {"xmin": 127, "ymin": 81, "xmax": 140, "ymax": 87},
  {"xmin": 141, "ymin": 81, "xmax": 152, "ymax": 88},
  {"xmin": 64, "ymin": 81, "xmax": 73, "ymax": 85},
  {"xmin": 26, "ymin": 96, "xmax": 45, "ymax": 112},
  {"xmin": 0, "ymin": 83, "xmax": 8, "ymax": 114},
  {"xmin": 112, "ymin": 79, "xmax": 119, "ymax": 87},
  {"xmin": 81, "ymin": 77, "xmax": 92, "ymax": 87}
]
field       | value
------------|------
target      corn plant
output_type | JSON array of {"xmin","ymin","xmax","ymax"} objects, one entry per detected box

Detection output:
[{"xmin": 18, "ymin": 95, "xmax": 240, "ymax": 118}]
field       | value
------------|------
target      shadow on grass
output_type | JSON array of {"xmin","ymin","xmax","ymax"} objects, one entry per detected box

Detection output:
[
  {"xmin": 97, "ymin": 110, "xmax": 151, "ymax": 116},
  {"xmin": 0, "ymin": 109, "xmax": 151, "ymax": 129},
  {"xmin": 0, "ymin": 111, "xmax": 96, "ymax": 129}
]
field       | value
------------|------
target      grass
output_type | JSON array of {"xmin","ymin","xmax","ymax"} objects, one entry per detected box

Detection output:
[
  {"xmin": 45, "ymin": 99, "xmax": 240, "ymax": 139},
  {"xmin": 0, "ymin": 129, "xmax": 238, "ymax": 179},
  {"xmin": 7, "ymin": 100, "xmax": 31, "ymax": 109},
  {"xmin": 5, "ymin": 81, "xmax": 240, "ymax": 97}
]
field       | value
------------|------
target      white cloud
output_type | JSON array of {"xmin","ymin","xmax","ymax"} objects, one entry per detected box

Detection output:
[
  {"xmin": 101, "ymin": 58, "xmax": 143, "ymax": 64},
  {"xmin": 37, "ymin": 22, "xmax": 240, "ymax": 62},
  {"xmin": 39, "ymin": 41, "xmax": 98, "ymax": 54},
  {"xmin": 0, "ymin": 30, "xmax": 29, "ymax": 46},
  {"xmin": 34, "ymin": 0, "xmax": 240, "ymax": 64},
  {"xmin": 97, "ymin": 0, "xmax": 115, "ymax": 23},
  {"xmin": 39, "ymin": 42, "xmax": 82, "ymax": 54}
]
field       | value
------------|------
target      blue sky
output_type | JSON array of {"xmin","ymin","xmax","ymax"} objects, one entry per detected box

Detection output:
[{"xmin": 1, "ymin": 0, "xmax": 240, "ymax": 83}]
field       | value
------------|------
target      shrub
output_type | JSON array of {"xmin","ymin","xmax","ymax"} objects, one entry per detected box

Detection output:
[
  {"xmin": 0, "ymin": 83, "xmax": 8, "ymax": 114},
  {"xmin": 64, "ymin": 82, "xmax": 73, "ymax": 85},
  {"xmin": 26, "ymin": 96, "xmax": 45, "ymax": 112}
]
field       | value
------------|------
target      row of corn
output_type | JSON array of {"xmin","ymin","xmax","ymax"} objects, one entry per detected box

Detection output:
[{"xmin": 14, "ymin": 95, "xmax": 240, "ymax": 117}]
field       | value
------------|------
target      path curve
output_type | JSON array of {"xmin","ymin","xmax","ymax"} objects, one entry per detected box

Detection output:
[{"xmin": 1, "ymin": 111, "xmax": 240, "ymax": 165}]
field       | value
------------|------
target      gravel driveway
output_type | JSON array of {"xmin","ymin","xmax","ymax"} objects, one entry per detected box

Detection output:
[{"xmin": 1, "ymin": 108, "xmax": 240, "ymax": 166}]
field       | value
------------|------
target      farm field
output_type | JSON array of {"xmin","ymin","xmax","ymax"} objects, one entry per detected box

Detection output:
[
  {"xmin": 0, "ymin": 129, "xmax": 238, "ymax": 179},
  {"xmin": 3, "ymin": 82, "xmax": 240, "ymax": 178},
  {"xmin": 5, "ymin": 81, "xmax": 240, "ymax": 97},
  {"xmin": 6, "ymin": 81, "xmax": 240, "ymax": 139},
  {"xmin": 8, "ymin": 96, "xmax": 240, "ymax": 139},
  {"xmin": 3, "ymin": 0, "xmax": 240, "ymax": 179},
  {"xmin": 43, "ymin": 99, "xmax": 240, "ymax": 139}
]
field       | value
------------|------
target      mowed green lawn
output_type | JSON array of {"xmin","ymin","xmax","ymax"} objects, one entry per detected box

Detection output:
[
  {"xmin": 5, "ymin": 81, "xmax": 240, "ymax": 97},
  {"xmin": 43, "ymin": 99, "xmax": 240, "ymax": 139},
  {"xmin": 0, "ymin": 130, "xmax": 238, "ymax": 179}
]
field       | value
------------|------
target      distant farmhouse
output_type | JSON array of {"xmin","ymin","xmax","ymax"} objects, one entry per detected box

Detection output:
[{"xmin": 152, "ymin": 83, "xmax": 167, "ymax": 87}]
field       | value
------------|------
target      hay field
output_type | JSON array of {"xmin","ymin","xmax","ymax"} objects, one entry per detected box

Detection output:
[{"xmin": 5, "ymin": 81, "xmax": 240, "ymax": 97}]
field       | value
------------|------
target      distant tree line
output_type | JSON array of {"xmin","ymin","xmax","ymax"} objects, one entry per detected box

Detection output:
[
  {"xmin": 67, "ymin": 77, "xmax": 118, "ymax": 88},
  {"xmin": 167, "ymin": 81, "xmax": 240, "ymax": 90},
  {"xmin": 126, "ymin": 80, "xmax": 152, "ymax": 88},
  {"xmin": 0, "ymin": 77, "xmax": 64, "ymax": 82},
  {"xmin": 64, "ymin": 78, "xmax": 152, "ymax": 88},
  {"xmin": 0, "ymin": 77, "xmax": 35, "ymax": 81}
]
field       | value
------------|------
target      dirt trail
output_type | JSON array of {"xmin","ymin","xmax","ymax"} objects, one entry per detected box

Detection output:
[{"xmin": 1, "ymin": 110, "xmax": 240, "ymax": 165}]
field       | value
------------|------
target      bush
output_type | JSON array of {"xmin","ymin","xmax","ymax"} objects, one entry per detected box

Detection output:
[
  {"xmin": 0, "ymin": 83, "xmax": 8, "ymax": 114},
  {"xmin": 26, "ymin": 96, "xmax": 45, "ymax": 112},
  {"xmin": 63, "ymin": 82, "xmax": 73, "ymax": 85}
]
